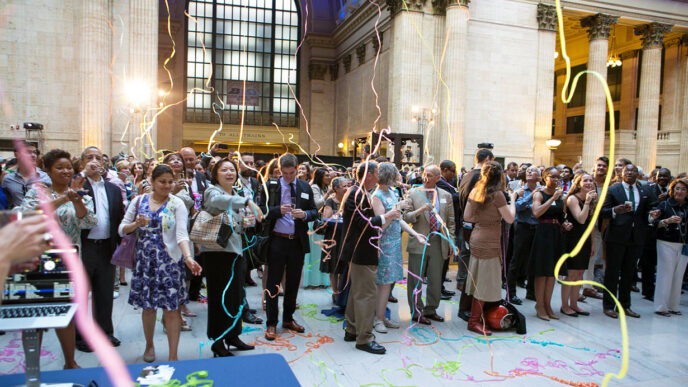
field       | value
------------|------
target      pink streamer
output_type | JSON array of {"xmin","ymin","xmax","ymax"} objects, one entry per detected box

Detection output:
[{"xmin": 14, "ymin": 140, "xmax": 133, "ymax": 386}]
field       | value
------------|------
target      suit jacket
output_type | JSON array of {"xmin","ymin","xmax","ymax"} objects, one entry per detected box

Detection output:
[
  {"xmin": 436, "ymin": 177, "xmax": 460, "ymax": 237},
  {"xmin": 403, "ymin": 186, "xmax": 455, "ymax": 258},
  {"xmin": 81, "ymin": 178, "xmax": 126, "ymax": 251},
  {"xmin": 193, "ymin": 171, "xmax": 209, "ymax": 199},
  {"xmin": 601, "ymin": 182, "xmax": 657, "ymax": 246},
  {"xmin": 261, "ymin": 178, "xmax": 317, "ymax": 253},
  {"xmin": 341, "ymin": 184, "xmax": 383, "ymax": 266},
  {"xmin": 459, "ymin": 168, "xmax": 481, "ymax": 215}
]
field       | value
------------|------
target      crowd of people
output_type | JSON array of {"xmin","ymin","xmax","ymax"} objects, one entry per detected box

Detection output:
[{"xmin": 0, "ymin": 141, "xmax": 686, "ymax": 365}]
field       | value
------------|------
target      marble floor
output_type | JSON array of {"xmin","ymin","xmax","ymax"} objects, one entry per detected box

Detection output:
[{"xmin": 1, "ymin": 267, "xmax": 688, "ymax": 386}]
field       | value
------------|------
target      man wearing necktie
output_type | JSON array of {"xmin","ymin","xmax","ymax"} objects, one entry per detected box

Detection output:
[
  {"xmin": 403, "ymin": 165, "xmax": 455, "ymax": 325},
  {"xmin": 601, "ymin": 164, "xmax": 658, "ymax": 319},
  {"xmin": 260, "ymin": 153, "xmax": 317, "ymax": 340}
]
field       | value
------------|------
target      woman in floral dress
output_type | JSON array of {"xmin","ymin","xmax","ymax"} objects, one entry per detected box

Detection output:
[
  {"xmin": 119, "ymin": 165, "xmax": 201, "ymax": 362},
  {"xmin": 22, "ymin": 149, "xmax": 97, "ymax": 369},
  {"xmin": 371, "ymin": 163, "xmax": 426, "ymax": 333}
]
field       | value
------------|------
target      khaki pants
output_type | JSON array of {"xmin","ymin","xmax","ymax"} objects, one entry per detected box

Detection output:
[
  {"xmin": 407, "ymin": 234, "xmax": 444, "ymax": 317},
  {"xmin": 345, "ymin": 263, "xmax": 377, "ymax": 345}
]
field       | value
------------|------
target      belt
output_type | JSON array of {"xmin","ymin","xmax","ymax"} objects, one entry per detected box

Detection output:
[
  {"xmin": 272, "ymin": 231, "xmax": 297, "ymax": 240},
  {"xmin": 517, "ymin": 222, "xmax": 538, "ymax": 230},
  {"xmin": 86, "ymin": 238, "xmax": 108, "ymax": 244},
  {"xmin": 538, "ymin": 219, "xmax": 560, "ymax": 225}
]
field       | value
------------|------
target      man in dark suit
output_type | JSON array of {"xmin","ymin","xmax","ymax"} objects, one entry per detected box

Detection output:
[
  {"xmin": 76, "ymin": 147, "xmax": 125, "ymax": 351},
  {"xmin": 600, "ymin": 164, "xmax": 658, "ymax": 319},
  {"xmin": 180, "ymin": 147, "xmax": 208, "ymax": 302},
  {"xmin": 638, "ymin": 168, "xmax": 671, "ymax": 300},
  {"xmin": 261, "ymin": 153, "xmax": 317, "ymax": 340},
  {"xmin": 342, "ymin": 162, "xmax": 396, "ymax": 354},
  {"xmin": 436, "ymin": 160, "xmax": 460, "ymax": 300}
]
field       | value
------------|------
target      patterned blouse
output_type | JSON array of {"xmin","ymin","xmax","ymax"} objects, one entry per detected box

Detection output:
[{"xmin": 21, "ymin": 188, "xmax": 97, "ymax": 246}]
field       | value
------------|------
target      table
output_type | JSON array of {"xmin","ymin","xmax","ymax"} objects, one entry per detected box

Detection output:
[{"xmin": 0, "ymin": 354, "xmax": 299, "ymax": 386}]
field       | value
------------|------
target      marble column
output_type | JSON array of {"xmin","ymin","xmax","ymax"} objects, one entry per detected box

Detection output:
[
  {"xmin": 128, "ymin": 0, "xmax": 159, "ymax": 159},
  {"xmin": 618, "ymin": 51, "xmax": 639, "ymax": 131},
  {"xmin": 79, "ymin": 0, "xmax": 111, "ymax": 152},
  {"xmin": 580, "ymin": 14, "xmax": 617, "ymax": 171},
  {"xmin": 634, "ymin": 22, "xmax": 673, "ymax": 172},
  {"xmin": 660, "ymin": 38, "xmax": 682, "ymax": 133},
  {"xmin": 534, "ymin": 4, "xmax": 557, "ymax": 166},
  {"xmin": 438, "ymin": 0, "xmax": 469, "ymax": 166},
  {"xmin": 678, "ymin": 37, "xmax": 688, "ymax": 173}
]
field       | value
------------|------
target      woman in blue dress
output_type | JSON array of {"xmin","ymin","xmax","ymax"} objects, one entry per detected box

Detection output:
[
  {"xmin": 119, "ymin": 165, "xmax": 202, "ymax": 363},
  {"xmin": 372, "ymin": 163, "xmax": 426, "ymax": 333}
]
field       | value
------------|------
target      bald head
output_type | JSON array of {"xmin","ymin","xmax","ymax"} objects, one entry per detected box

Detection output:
[
  {"xmin": 179, "ymin": 147, "xmax": 197, "ymax": 171},
  {"xmin": 423, "ymin": 165, "xmax": 441, "ymax": 188}
]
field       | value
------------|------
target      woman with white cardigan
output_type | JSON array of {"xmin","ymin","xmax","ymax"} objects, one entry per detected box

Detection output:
[{"xmin": 119, "ymin": 164, "xmax": 202, "ymax": 363}]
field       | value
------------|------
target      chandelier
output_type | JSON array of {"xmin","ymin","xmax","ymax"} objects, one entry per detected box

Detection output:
[{"xmin": 607, "ymin": 26, "xmax": 622, "ymax": 68}]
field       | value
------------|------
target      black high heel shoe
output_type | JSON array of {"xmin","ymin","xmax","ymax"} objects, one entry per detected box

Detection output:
[
  {"xmin": 211, "ymin": 340, "xmax": 234, "ymax": 357},
  {"xmin": 226, "ymin": 336, "xmax": 255, "ymax": 351}
]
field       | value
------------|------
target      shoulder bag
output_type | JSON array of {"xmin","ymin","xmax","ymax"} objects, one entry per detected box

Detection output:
[{"xmin": 110, "ymin": 196, "xmax": 141, "ymax": 269}]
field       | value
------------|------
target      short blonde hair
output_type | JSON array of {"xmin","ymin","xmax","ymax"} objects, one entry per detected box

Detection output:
[{"xmin": 115, "ymin": 159, "xmax": 129, "ymax": 171}]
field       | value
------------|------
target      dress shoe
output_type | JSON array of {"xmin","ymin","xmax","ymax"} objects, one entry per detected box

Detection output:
[
  {"xmin": 344, "ymin": 332, "xmax": 356, "ymax": 342},
  {"xmin": 424, "ymin": 313, "xmax": 444, "ymax": 322},
  {"xmin": 583, "ymin": 288, "xmax": 603, "ymax": 299},
  {"xmin": 457, "ymin": 310, "xmax": 471, "ymax": 322},
  {"xmin": 108, "ymin": 335, "xmax": 121, "ymax": 347},
  {"xmin": 631, "ymin": 285, "xmax": 640, "ymax": 293},
  {"xmin": 655, "ymin": 311, "xmax": 671, "ymax": 317},
  {"xmin": 211, "ymin": 340, "xmax": 233, "ymax": 357},
  {"xmin": 603, "ymin": 309, "xmax": 618, "ymax": 319},
  {"xmin": 75, "ymin": 340, "xmax": 92, "ymax": 353},
  {"xmin": 414, "ymin": 315, "xmax": 431, "ymax": 325},
  {"xmin": 508, "ymin": 296, "xmax": 522, "ymax": 305},
  {"xmin": 283, "ymin": 320, "xmax": 305, "ymax": 333},
  {"xmin": 388, "ymin": 295, "xmax": 398, "ymax": 303},
  {"xmin": 226, "ymin": 336, "xmax": 255, "ymax": 351},
  {"xmin": 624, "ymin": 308, "xmax": 640, "ymax": 318},
  {"xmin": 669, "ymin": 310, "xmax": 682, "ymax": 316},
  {"xmin": 441, "ymin": 289, "xmax": 456, "ymax": 297},
  {"xmin": 242, "ymin": 311, "xmax": 263, "ymax": 325},
  {"xmin": 440, "ymin": 293, "xmax": 452, "ymax": 301},
  {"xmin": 355, "ymin": 341, "xmax": 386, "ymax": 355},
  {"xmin": 265, "ymin": 326, "xmax": 277, "ymax": 341}
]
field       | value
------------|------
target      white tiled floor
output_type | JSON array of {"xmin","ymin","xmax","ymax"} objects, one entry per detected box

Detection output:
[{"xmin": 2, "ymin": 268, "xmax": 688, "ymax": 386}]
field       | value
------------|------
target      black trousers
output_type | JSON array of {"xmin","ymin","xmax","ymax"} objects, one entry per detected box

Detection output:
[
  {"xmin": 603, "ymin": 241, "xmax": 640, "ymax": 310},
  {"xmin": 507, "ymin": 222, "xmax": 537, "ymax": 296},
  {"xmin": 79, "ymin": 239, "xmax": 115, "ymax": 337},
  {"xmin": 640, "ymin": 235, "xmax": 657, "ymax": 297},
  {"xmin": 202, "ymin": 251, "xmax": 245, "ymax": 340},
  {"xmin": 502, "ymin": 223, "xmax": 515, "ymax": 284},
  {"xmin": 187, "ymin": 254, "xmax": 204, "ymax": 301},
  {"xmin": 266, "ymin": 236, "xmax": 304, "ymax": 327}
]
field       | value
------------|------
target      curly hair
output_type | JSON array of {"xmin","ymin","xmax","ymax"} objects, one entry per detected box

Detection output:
[{"xmin": 42, "ymin": 149, "xmax": 72, "ymax": 171}]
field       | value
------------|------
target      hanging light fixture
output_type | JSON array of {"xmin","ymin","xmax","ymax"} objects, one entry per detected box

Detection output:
[{"xmin": 607, "ymin": 26, "xmax": 622, "ymax": 68}]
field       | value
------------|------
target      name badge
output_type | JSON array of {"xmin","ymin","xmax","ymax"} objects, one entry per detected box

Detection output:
[
  {"xmin": 440, "ymin": 199, "xmax": 447, "ymax": 204},
  {"xmin": 269, "ymin": 180, "xmax": 277, "ymax": 185},
  {"xmin": 301, "ymin": 192, "xmax": 310, "ymax": 200}
]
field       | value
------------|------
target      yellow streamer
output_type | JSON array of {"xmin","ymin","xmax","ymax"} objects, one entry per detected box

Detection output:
[{"xmin": 553, "ymin": 1, "xmax": 626, "ymax": 386}]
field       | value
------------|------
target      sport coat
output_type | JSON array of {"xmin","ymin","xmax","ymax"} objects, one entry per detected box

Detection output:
[
  {"xmin": 403, "ymin": 186, "xmax": 455, "ymax": 258},
  {"xmin": 340, "ymin": 184, "xmax": 383, "ymax": 266},
  {"xmin": 600, "ymin": 182, "xmax": 657, "ymax": 246},
  {"xmin": 81, "ymin": 178, "xmax": 126, "ymax": 251},
  {"xmin": 261, "ymin": 177, "xmax": 317, "ymax": 253}
]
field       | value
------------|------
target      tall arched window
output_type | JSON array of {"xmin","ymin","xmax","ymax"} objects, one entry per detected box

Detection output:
[{"xmin": 186, "ymin": 0, "xmax": 300, "ymax": 127}]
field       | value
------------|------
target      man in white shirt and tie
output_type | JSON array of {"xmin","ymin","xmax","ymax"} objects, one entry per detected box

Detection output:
[{"xmin": 76, "ymin": 147, "xmax": 125, "ymax": 351}]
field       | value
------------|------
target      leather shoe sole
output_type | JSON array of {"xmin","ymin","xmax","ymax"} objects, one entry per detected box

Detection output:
[
  {"xmin": 624, "ymin": 309, "xmax": 640, "ymax": 318},
  {"xmin": 603, "ymin": 309, "xmax": 618, "ymax": 319},
  {"xmin": 282, "ymin": 321, "xmax": 305, "ymax": 333},
  {"xmin": 355, "ymin": 342, "xmax": 386, "ymax": 355},
  {"xmin": 265, "ymin": 327, "xmax": 277, "ymax": 341},
  {"xmin": 441, "ymin": 290, "xmax": 456, "ymax": 296},
  {"xmin": 424, "ymin": 313, "xmax": 445, "ymax": 322}
]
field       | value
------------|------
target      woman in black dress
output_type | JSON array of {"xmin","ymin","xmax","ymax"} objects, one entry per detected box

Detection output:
[
  {"xmin": 531, "ymin": 167, "xmax": 573, "ymax": 321},
  {"xmin": 560, "ymin": 171, "xmax": 597, "ymax": 317},
  {"xmin": 321, "ymin": 177, "xmax": 350, "ymax": 303}
]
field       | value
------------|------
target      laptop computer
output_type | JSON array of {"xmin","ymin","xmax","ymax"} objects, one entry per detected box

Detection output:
[{"xmin": 0, "ymin": 248, "xmax": 78, "ymax": 331}]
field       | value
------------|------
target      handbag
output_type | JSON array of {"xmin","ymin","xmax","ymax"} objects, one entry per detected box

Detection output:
[
  {"xmin": 110, "ymin": 196, "xmax": 142, "ymax": 269},
  {"xmin": 189, "ymin": 209, "xmax": 234, "ymax": 249}
]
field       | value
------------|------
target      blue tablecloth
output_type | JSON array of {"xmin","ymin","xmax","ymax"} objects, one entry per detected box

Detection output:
[{"xmin": 0, "ymin": 353, "xmax": 299, "ymax": 387}]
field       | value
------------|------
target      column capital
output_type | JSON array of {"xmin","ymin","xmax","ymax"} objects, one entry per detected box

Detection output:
[
  {"xmin": 343, "ymin": 54, "xmax": 352, "ymax": 73},
  {"xmin": 580, "ymin": 14, "xmax": 618, "ymax": 41},
  {"xmin": 386, "ymin": 0, "xmax": 427, "ymax": 16},
  {"xmin": 432, "ymin": 0, "xmax": 469, "ymax": 13},
  {"xmin": 536, "ymin": 3, "xmax": 557, "ymax": 32},
  {"xmin": 308, "ymin": 62, "xmax": 327, "ymax": 81},
  {"xmin": 329, "ymin": 63, "xmax": 339, "ymax": 81},
  {"xmin": 356, "ymin": 44, "xmax": 367, "ymax": 66},
  {"xmin": 634, "ymin": 22, "xmax": 673, "ymax": 49}
]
